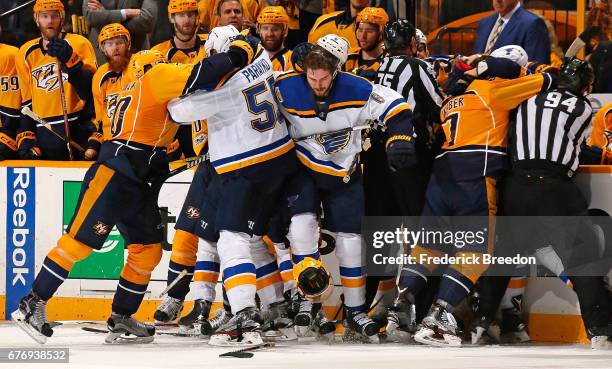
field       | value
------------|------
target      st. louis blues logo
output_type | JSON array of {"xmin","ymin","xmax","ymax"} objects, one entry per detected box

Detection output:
[
  {"xmin": 31, "ymin": 62, "xmax": 67, "ymax": 92},
  {"xmin": 315, "ymin": 130, "xmax": 351, "ymax": 154}
]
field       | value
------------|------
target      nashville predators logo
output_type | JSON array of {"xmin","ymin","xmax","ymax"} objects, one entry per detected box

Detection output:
[
  {"xmin": 185, "ymin": 206, "xmax": 201, "ymax": 220},
  {"xmin": 31, "ymin": 63, "xmax": 67, "ymax": 92},
  {"xmin": 104, "ymin": 93, "xmax": 120, "ymax": 120},
  {"xmin": 315, "ymin": 130, "xmax": 351, "ymax": 154},
  {"xmin": 92, "ymin": 221, "xmax": 111, "ymax": 237}
]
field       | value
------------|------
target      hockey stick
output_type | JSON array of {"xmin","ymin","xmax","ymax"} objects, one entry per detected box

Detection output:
[
  {"xmin": 158, "ymin": 269, "xmax": 188, "ymax": 298},
  {"xmin": 293, "ymin": 124, "xmax": 372, "ymax": 142},
  {"xmin": 0, "ymin": 0, "xmax": 35, "ymax": 19},
  {"xmin": 55, "ymin": 59, "xmax": 73, "ymax": 160},
  {"xmin": 21, "ymin": 107, "xmax": 85, "ymax": 152},
  {"xmin": 219, "ymin": 342, "xmax": 275, "ymax": 358}
]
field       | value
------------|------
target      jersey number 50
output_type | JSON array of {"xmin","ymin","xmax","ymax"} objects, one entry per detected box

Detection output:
[{"xmin": 242, "ymin": 76, "xmax": 278, "ymax": 132}]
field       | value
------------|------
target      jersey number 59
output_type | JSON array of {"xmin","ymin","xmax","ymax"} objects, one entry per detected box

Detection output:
[{"xmin": 242, "ymin": 76, "xmax": 278, "ymax": 132}]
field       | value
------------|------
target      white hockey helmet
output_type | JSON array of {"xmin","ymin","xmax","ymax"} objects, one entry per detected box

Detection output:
[
  {"xmin": 415, "ymin": 28, "xmax": 427, "ymax": 45},
  {"xmin": 490, "ymin": 45, "xmax": 529, "ymax": 67},
  {"xmin": 316, "ymin": 34, "xmax": 349, "ymax": 66},
  {"xmin": 204, "ymin": 25, "xmax": 239, "ymax": 57}
]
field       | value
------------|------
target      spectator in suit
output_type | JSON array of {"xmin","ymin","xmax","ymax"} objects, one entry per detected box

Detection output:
[
  {"xmin": 83, "ymin": 0, "xmax": 158, "ymax": 64},
  {"xmin": 474, "ymin": 0, "xmax": 550, "ymax": 64}
]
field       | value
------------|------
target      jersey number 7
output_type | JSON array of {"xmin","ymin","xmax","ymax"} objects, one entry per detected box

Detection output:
[
  {"xmin": 242, "ymin": 76, "xmax": 278, "ymax": 132},
  {"xmin": 442, "ymin": 112, "xmax": 460, "ymax": 146}
]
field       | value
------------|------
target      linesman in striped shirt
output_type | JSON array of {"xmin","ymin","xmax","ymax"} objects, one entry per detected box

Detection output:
[{"xmin": 502, "ymin": 57, "xmax": 612, "ymax": 349}]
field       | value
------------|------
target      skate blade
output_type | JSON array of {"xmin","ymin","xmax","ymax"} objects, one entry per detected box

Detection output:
[
  {"xmin": 104, "ymin": 331, "xmax": 155, "ymax": 344},
  {"xmin": 385, "ymin": 329, "xmax": 412, "ymax": 343},
  {"xmin": 209, "ymin": 332, "xmax": 264, "ymax": 347},
  {"xmin": 262, "ymin": 327, "xmax": 297, "ymax": 341},
  {"xmin": 11, "ymin": 310, "xmax": 48, "ymax": 344},
  {"xmin": 501, "ymin": 330, "xmax": 530, "ymax": 343},
  {"xmin": 414, "ymin": 328, "xmax": 461, "ymax": 347}
]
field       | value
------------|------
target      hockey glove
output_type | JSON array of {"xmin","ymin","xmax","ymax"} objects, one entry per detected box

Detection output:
[
  {"xmin": 0, "ymin": 132, "xmax": 18, "ymax": 160},
  {"xmin": 16, "ymin": 131, "xmax": 42, "ymax": 160},
  {"xmin": 84, "ymin": 132, "xmax": 103, "ymax": 160},
  {"xmin": 578, "ymin": 26, "xmax": 603, "ymax": 43},
  {"xmin": 48, "ymin": 38, "xmax": 82, "ymax": 69},
  {"xmin": 386, "ymin": 135, "xmax": 417, "ymax": 171},
  {"xmin": 227, "ymin": 34, "xmax": 260, "ymax": 68}
]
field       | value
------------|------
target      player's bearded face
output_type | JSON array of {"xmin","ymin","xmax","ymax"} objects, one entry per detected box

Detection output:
[
  {"xmin": 36, "ymin": 10, "xmax": 62, "ymax": 40},
  {"xmin": 173, "ymin": 11, "xmax": 198, "ymax": 40},
  {"xmin": 356, "ymin": 23, "xmax": 381, "ymax": 52},
  {"xmin": 103, "ymin": 37, "xmax": 131, "ymax": 71},
  {"xmin": 259, "ymin": 24, "xmax": 285, "ymax": 52},
  {"xmin": 307, "ymin": 68, "xmax": 334, "ymax": 98}
]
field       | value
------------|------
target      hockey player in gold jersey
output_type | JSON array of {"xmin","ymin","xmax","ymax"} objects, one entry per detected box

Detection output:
[
  {"xmin": 15, "ymin": 0, "xmax": 101, "ymax": 160},
  {"xmin": 308, "ymin": 0, "xmax": 370, "ymax": 48},
  {"xmin": 0, "ymin": 31, "xmax": 22, "ymax": 161},
  {"xmin": 92, "ymin": 23, "xmax": 133, "ymax": 141},
  {"xmin": 152, "ymin": 0, "xmax": 214, "ymax": 328},
  {"xmin": 152, "ymin": 0, "xmax": 208, "ymax": 159},
  {"xmin": 342, "ymin": 7, "xmax": 388, "ymax": 80},
  {"xmin": 387, "ymin": 47, "xmax": 557, "ymax": 347},
  {"xmin": 11, "ymin": 36, "xmax": 260, "ymax": 344},
  {"xmin": 257, "ymin": 6, "xmax": 294, "ymax": 72}
]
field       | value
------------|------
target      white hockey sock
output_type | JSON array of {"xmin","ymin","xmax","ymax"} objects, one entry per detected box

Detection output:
[
  {"xmin": 218, "ymin": 230, "xmax": 257, "ymax": 314},
  {"xmin": 192, "ymin": 238, "xmax": 219, "ymax": 302},
  {"xmin": 336, "ymin": 232, "xmax": 366, "ymax": 311},
  {"xmin": 250, "ymin": 236, "xmax": 284, "ymax": 308}
]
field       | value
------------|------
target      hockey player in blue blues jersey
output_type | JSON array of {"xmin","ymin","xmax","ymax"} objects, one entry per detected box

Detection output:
[
  {"xmin": 168, "ymin": 26, "xmax": 297, "ymax": 346},
  {"xmin": 273, "ymin": 34, "xmax": 417, "ymax": 342}
]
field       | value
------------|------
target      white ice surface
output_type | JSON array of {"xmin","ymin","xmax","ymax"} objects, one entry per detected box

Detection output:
[{"xmin": 0, "ymin": 321, "xmax": 611, "ymax": 369}]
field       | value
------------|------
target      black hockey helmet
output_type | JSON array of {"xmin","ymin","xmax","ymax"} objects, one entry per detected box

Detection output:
[
  {"xmin": 559, "ymin": 57, "xmax": 594, "ymax": 95},
  {"xmin": 383, "ymin": 19, "xmax": 416, "ymax": 51},
  {"xmin": 291, "ymin": 42, "xmax": 314, "ymax": 72}
]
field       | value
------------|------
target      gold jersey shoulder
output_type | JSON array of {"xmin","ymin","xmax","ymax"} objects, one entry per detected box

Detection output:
[
  {"xmin": 151, "ymin": 34, "xmax": 208, "ymax": 64},
  {"xmin": 308, "ymin": 11, "xmax": 357, "ymax": 48},
  {"xmin": 16, "ymin": 34, "xmax": 96, "ymax": 120},
  {"xmin": 270, "ymin": 48, "xmax": 294, "ymax": 72},
  {"xmin": 0, "ymin": 43, "xmax": 22, "ymax": 112},
  {"xmin": 110, "ymin": 63, "xmax": 195, "ymax": 148}
]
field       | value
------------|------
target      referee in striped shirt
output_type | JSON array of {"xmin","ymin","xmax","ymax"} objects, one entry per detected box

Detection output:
[{"xmin": 502, "ymin": 58, "xmax": 612, "ymax": 348}]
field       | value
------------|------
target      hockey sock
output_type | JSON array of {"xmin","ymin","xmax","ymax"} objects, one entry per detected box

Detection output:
[
  {"xmin": 288, "ymin": 212, "xmax": 320, "ymax": 263},
  {"xmin": 251, "ymin": 236, "xmax": 284, "ymax": 307},
  {"xmin": 192, "ymin": 238, "xmax": 220, "ymax": 302},
  {"xmin": 436, "ymin": 267, "xmax": 475, "ymax": 308},
  {"xmin": 337, "ymin": 232, "xmax": 366, "ymax": 311},
  {"xmin": 112, "ymin": 243, "xmax": 162, "ymax": 315},
  {"xmin": 218, "ymin": 231, "xmax": 257, "ymax": 314},
  {"xmin": 166, "ymin": 230, "xmax": 198, "ymax": 300},
  {"xmin": 33, "ymin": 235, "xmax": 93, "ymax": 300},
  {"xmin": 273, "ymin": 240, "xmax": 295, "ymax": 293}
]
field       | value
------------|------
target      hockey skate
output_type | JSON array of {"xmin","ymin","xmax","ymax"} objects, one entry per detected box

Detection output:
[
  {"xmin": 179, "ymin": 299, "xmax": 211, "ymax": 327},
  {"xmin": 105, "ymin": 313, "xmax": 155, "ymax": 344},
  {"xmin": 154, "ymin": 296, "xmax": 183, "ymax": 324},
  {"xmin": 589, "ymin": 324, "xmax": 612, "ymax": 350},
  {"xmin": 208, "ymin": 307, "xmax": 264, "ymax": 347},
  {"xmin": 293, "ymin": 295, "xmax": 316, "ymax": 337},
  {"xmin": 344, "ymin": 309, "xmax": 380, "ymax": 343},
  {"xmin": 201, "ymin": 308, "xmax": 232, "ymax": 336},
  {"xmin": 500, "ymin": 307, "xmax": 529, "ymax": 343},
  {"xmin": 11, "ymin": 292, "xmax": 54, "ymax": 344},
  {"xmin": 261, "ymin": 301, "xmax": 297, "ymax": 341},
  {"xmin": 385, "ymin": 298, "xmax": 416, "ymax": 343},
  {"xmin": 414, "ymin": 303, "xmax": 462, "ymax": 347},
  {"xmin": 470, "ymin": 315, "xmax": 501, "ymax": 345}
]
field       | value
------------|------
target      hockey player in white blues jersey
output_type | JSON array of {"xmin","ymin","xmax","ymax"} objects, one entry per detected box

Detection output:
[
  {"xmin": 168, "ymin": 26, "xmax": 297, "ymax": 346},
  {"xmin": 273, "ymin": 34, "xmax": 417, "ymax": 342}
]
